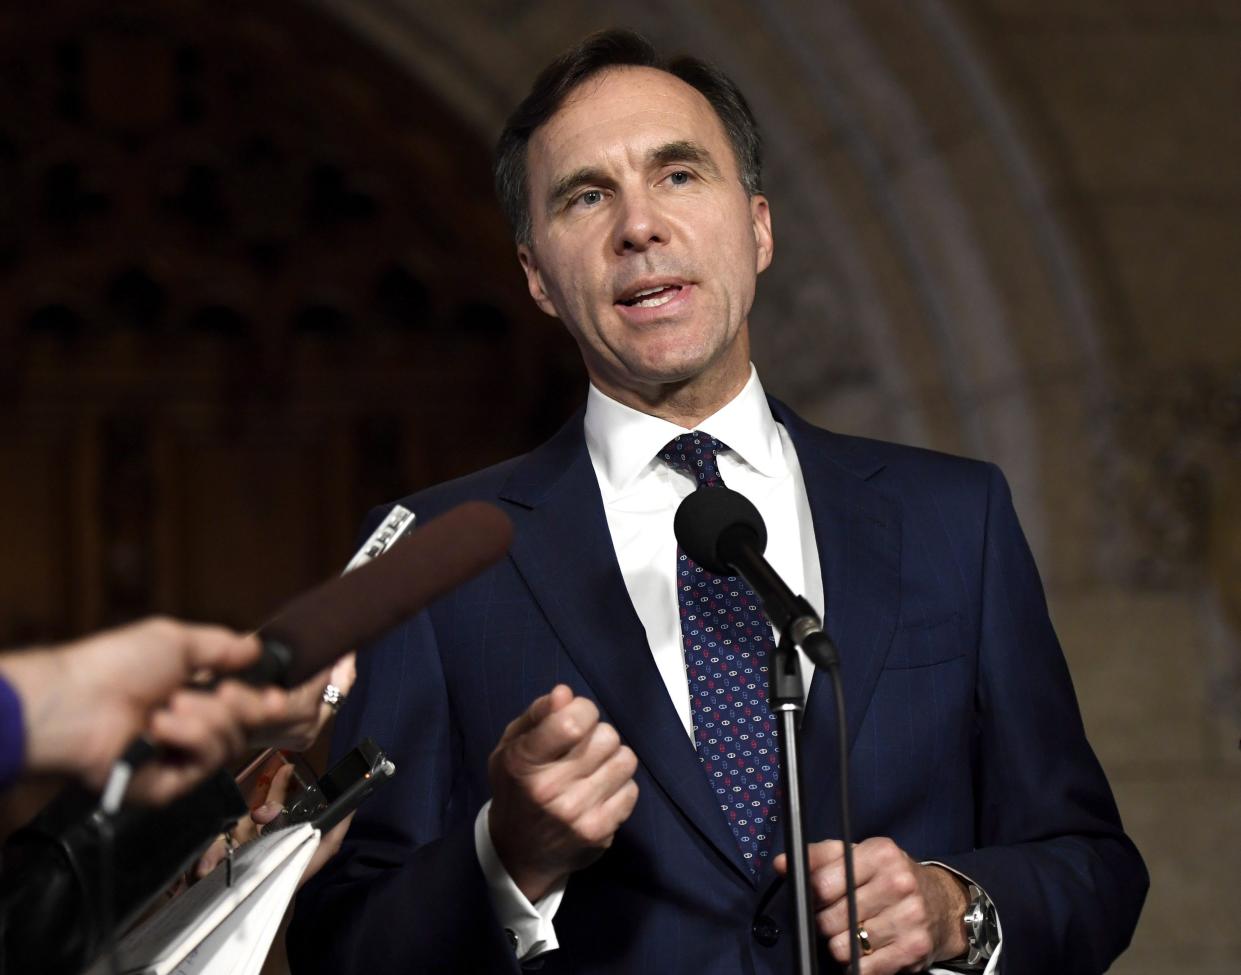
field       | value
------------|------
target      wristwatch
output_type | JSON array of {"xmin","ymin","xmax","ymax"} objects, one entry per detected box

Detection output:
[{"xmin": 960, "ymin": 881, "xmax": 1000, "ymax": 970}]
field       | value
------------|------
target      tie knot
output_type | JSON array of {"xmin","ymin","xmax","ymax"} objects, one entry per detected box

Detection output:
[{"xmin": 660, "ymin": 431, "xmax": 729, "ymax": 488}]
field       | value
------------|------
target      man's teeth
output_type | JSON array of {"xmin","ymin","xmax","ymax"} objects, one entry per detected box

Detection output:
[
  {"xmin": 636, "ymin": 290, "xmax": 675, "ymax": 308},
  {"xmin": 626, "ymin": 285, "xmax": 680, "ymax": 307}
]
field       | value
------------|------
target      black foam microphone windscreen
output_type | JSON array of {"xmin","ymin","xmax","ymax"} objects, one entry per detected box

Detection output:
[
  {"xmin": 257, "ymin": 501, "xmax": 513, "ymax": 686},
  {"xmin": 673, "ymin": 486, "xmax": 767, "ymax": 574}
]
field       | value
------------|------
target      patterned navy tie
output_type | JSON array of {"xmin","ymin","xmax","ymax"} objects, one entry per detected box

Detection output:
[{"xmin": 661, "ymin": 431, "xmax": 779, "ymax": 869}]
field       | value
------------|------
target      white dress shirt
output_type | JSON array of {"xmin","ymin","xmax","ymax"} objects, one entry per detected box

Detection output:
[{"xmin": 473, "ymin": 367, "xmax": 999, "ymax": 973}]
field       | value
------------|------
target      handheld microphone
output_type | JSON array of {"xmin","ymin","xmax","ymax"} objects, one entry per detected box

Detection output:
[
  {"xmin": 103, "ymin": 500, "xmax": 513, "ymax": 807},
  {"xmin": 673, "ymin": 487, "xmax": 838, "ymax": 669},
  {"xmin": 244, "ymin": 500, "xmax": 514, "ymax": 688}
]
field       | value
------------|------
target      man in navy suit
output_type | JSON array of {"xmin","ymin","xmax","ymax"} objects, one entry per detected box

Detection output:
[{"xmin": 290, "ymin": 30, "xmax": 1146, "ymax": 975}]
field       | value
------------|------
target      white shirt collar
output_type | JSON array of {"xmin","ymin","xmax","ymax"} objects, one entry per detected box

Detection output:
[{"xmin": 584, "ymin": 365, "xmax": 785, "ymax": 496}]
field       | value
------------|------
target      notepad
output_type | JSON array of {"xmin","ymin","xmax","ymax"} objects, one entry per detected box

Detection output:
[{"xmin": 88, "ymin": 822, "xmax": 320, "ymax": 975}]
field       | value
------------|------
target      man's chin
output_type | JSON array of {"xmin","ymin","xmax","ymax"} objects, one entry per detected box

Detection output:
[
  {"xmin": 618, "ymin": 359, "xmax": 712, "ymax": 390},
  {"xmin": 600, "ymin": 355, "xmax": 747, "ymax": 403},
  {"xmin": 631, "ymin": 342, "xmax": 747, "ymax": 388}
]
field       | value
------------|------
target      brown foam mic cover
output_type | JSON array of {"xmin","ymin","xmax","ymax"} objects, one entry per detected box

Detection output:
[{"xmin": 252, "ymin": 501, "xmax": 513, "ymax": 687}]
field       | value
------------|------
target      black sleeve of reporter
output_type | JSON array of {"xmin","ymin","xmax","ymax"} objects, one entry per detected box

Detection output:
[{"xmin": 931, "ymin": 465, "xmax": 1148, "ymax": 975}]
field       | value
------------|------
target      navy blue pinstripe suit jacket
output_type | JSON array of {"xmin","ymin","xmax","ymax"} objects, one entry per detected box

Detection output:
[{"xmin": 289, "ymin": 398, "xmax": 1146, "ymax": 974}]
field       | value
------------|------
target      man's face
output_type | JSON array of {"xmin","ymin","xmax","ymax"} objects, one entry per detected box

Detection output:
[{"xmin": 518, "ymin": 66, "xmax": 773, "ymax": 408}]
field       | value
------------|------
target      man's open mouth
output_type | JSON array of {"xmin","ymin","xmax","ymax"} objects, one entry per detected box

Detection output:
[{"xmin": 618, "ymin": 285, "xmax": 683, "ymax": 308}]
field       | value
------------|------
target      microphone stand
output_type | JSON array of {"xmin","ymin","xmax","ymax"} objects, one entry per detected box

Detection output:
[
  {"xmin": 771, "ymin": 632, "xmax": 818, "ymax": 975},
  {"xmin": 743, "ymin": 565, "xmax": 861, "ymax": 975},
  {"xmin": 673, "ymin": 487, "xmax": 860, "ymax": 975}
]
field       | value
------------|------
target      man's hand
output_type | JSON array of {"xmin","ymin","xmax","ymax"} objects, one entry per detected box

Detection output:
[
  {"xmin": 245, "ymin": 651, "xmax": 357, "ymax": 752},
  {"xmin": 0, "ymin": 616, "xmax": 289, "ymax": 801},
  {"xmin": 132, "ymin": 679, "xmax": 289, "ymax": 805},
  {"xmin": 486, "ymin": 684, "xmax": 639, "ymax": 903},
  {"xmin": 774, "ymin": 837, "xmax": 969, "ymax": 973},
  {"xmin": 250, "ymin": 761, "xmax": 354, "ymax": 887},
  {"xmin": 195, "ymin": 760, "xmax": 354, "ymax": 888}
]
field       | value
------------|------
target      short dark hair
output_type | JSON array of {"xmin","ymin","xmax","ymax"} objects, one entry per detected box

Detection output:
[{"xmin": 494, "ymin": 29, "xmax": 763, "ymax": 245}]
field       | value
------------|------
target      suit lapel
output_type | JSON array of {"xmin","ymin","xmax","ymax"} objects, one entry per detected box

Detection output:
[
  {"xmin": 768, "ymin": 401, "xmax": 903, "ymax": 852},
  {"xmin": 498, "ymin": 411, "xmax": 755, "ymax": 885}
]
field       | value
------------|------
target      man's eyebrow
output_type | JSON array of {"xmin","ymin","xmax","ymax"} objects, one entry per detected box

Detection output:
[
  {"xmin": 649, "ymin": 140, "xmax": 721, "ymax": 177},
  {"xmin": 546, "ymin": 141, "xmax": 725, "ymax": 211},
  {"xmin": 547, "ymin": 167, "xmax": 609, "ymax": 210}
]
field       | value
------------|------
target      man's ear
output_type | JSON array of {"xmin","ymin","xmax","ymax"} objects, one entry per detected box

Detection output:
[
  {"xmin": 751, "ymin": 194, "xmax": 774, "ymax": 274},
  {"xmin": 518, "ymin": 244, "xmax": 560, "ymax": 319}
]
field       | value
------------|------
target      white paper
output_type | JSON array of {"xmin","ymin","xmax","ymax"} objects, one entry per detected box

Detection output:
[{"xmin": 91, "ymin": 823, "xmax": 320, "ymax": 975}]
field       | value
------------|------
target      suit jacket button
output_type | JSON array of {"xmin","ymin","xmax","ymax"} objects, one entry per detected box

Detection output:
[{"xmin": 752, "ymin": 915, "xmax": 780, "ymax": 947}]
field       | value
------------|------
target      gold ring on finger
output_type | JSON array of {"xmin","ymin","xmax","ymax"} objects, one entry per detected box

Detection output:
[{"xmin": 856, "ymin": 923, "xmax": 874, "ymax": 956}]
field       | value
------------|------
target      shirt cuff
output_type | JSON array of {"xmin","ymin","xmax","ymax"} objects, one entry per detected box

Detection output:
[
  {"xmin": 922, "ymin": 860, "xmax": 1003, "ymax": 975},
  {"xmin": 474, "ymin": 800, "xmax": 566, "ymax": 961}
]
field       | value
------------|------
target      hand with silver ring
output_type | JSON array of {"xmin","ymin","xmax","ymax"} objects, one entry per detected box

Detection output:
[
  {"xmin": 245, "ymin": 651, "xmax": 357, "ymax": 751},
  {"xmin": 773, "ymin": 836, "xmax": 971, "ymax": 973}
]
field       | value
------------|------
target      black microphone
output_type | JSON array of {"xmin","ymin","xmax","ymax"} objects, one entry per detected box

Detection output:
[{"xmin": 673, "ymin": 487, "xmax": 838, "ymax": 669}]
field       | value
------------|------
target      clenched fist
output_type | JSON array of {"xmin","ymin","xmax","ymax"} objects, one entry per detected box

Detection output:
[{"xmin": 487, "ymin": 685, "xmax": 639, "ymax": 902}]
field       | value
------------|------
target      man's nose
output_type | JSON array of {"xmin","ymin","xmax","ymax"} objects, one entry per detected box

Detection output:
[{"xmin": 612, "ymin": 190, "xmax": 670, "ymax": 254}]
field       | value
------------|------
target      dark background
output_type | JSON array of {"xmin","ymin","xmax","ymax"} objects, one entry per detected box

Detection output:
[{"xmin": 0, "ymin": 0, "xmax": 583, "ymax": 649}]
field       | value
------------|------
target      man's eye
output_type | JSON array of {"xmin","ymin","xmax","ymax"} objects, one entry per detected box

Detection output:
[
  {"xmin": 668, "ymin": 170, "xmax": 692, "ymax": 185},
  {"xmin": 576, "ymin": 189, "xmax": 605, "ymax": 207}
]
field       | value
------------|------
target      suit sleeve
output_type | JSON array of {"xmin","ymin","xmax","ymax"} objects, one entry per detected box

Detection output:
[
  {"xmin": 932, "ymin": 465, "xmax": 1148, "ymax": 975},
  {"xmin": 287, "ymin": 582, "xmax": 518, "ymax": 973}
]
